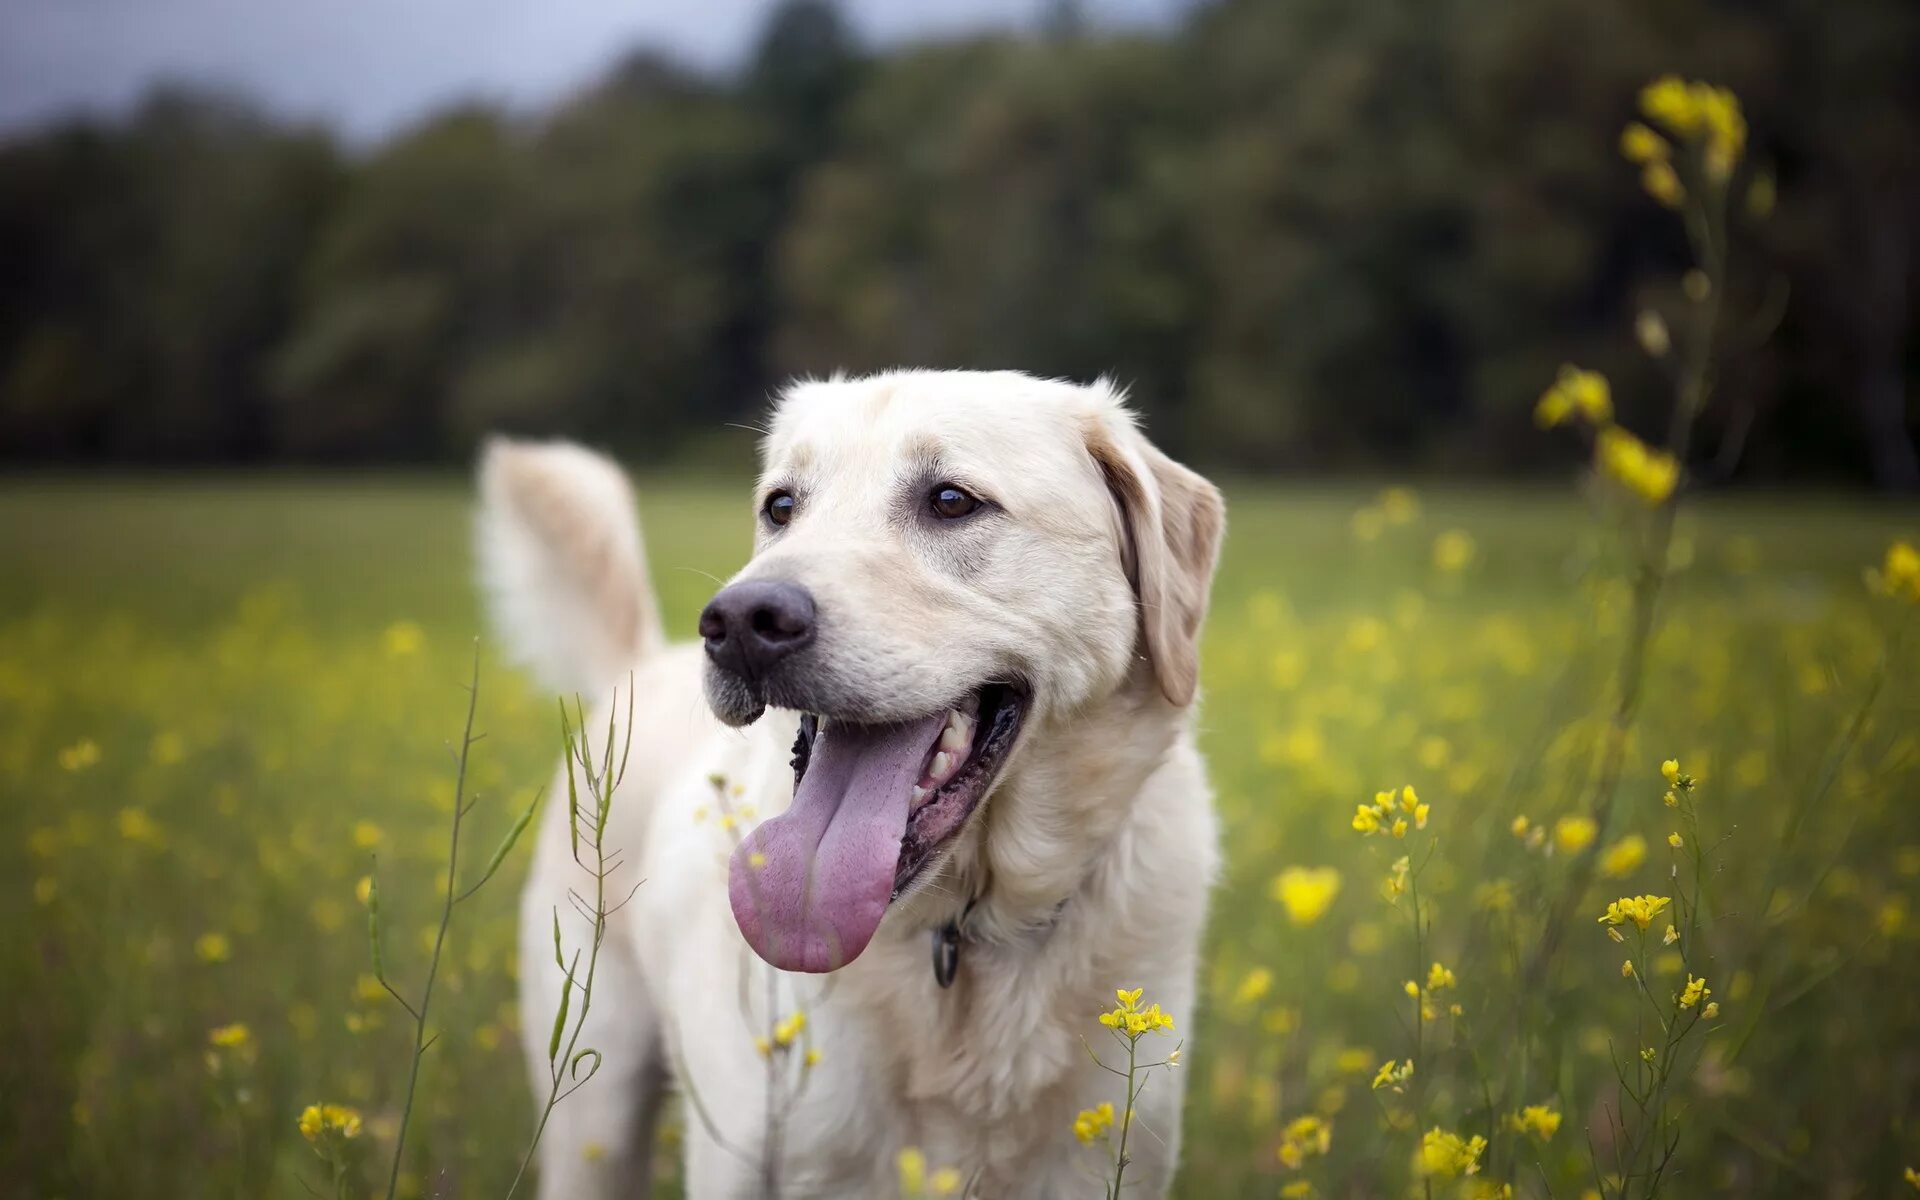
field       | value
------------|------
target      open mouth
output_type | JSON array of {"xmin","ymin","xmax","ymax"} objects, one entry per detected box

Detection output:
[{"xmin": 726, "ymin": 683, "xmax": 1028, "ymax": 973}]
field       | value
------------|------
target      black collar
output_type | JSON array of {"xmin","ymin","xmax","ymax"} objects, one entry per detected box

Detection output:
[
  {"xmin": 931, "ymin": 899, "xmax": 976, "ymax": 989},
  {"xmin": 929, "ymin": 894, "xmax": 1073, "ymax": 988}
]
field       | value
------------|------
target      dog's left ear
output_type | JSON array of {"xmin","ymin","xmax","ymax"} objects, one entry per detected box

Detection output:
[{"xmin": 1088, "ymin": 417, "xmax": 1226, "ymax": 706}]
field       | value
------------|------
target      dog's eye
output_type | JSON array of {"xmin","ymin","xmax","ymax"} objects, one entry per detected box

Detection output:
[
  {"xmin": 928, "ymin": 484, "xmax": 980, "ymax": 520},
  {"xmin": 764, "ymin": 490, "xmax": 796, "ymax": 527}
]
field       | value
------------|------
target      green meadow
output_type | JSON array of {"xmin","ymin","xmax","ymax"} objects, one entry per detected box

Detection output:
[{"xmin": 4, "ymin": 476, "xmax": 1916, "ymax": 1198}]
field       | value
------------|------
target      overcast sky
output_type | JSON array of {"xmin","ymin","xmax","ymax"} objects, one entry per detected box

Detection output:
[{"xmin": 0, "ymin": 0, "xmax": 1186, "ymax": 141}]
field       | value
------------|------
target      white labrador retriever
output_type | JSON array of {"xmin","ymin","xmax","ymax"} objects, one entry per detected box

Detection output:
[{"xmin": 477, "ymin": 370, "xmax": 1224, "ymax": 1198}]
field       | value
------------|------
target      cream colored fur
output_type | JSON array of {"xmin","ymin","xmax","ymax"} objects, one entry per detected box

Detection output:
[{"xmin": 476, "ymin": 371, "xmax": 1224, "ymax": 1199}]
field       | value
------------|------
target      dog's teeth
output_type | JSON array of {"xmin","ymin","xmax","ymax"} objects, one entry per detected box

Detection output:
[
  {"xmin": 931, "ymin": 751, "xmax": 954, "ymax": 781},
  {"xmin": 911, "ymin": 784, "xmax": 928, "ymax": 807},
  {"xmin": 939, "ymin": 721, "xmax": 969, "ymax": 753}
]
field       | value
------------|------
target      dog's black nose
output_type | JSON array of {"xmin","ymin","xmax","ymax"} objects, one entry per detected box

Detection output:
[{"xmin": 699, "ymin": 580, "xmax": 815, "ymax": 678}]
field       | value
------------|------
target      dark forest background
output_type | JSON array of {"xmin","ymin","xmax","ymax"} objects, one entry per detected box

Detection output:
[{"xmin": 2, "ymin": 0, "xmax": 1916, "ymax": 485}]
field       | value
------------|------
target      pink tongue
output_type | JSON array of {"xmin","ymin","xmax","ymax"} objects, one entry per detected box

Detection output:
[{"xmin": 729, "ymin": 713, "xmax": 946, "ymax": 972}]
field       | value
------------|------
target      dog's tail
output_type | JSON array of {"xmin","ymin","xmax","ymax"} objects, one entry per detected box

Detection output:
[{"xmin": 475, "ymin": 437, "xmax": 664, "ymax": 698}]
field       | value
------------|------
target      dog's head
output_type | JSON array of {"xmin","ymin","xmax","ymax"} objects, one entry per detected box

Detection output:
[{"xmin": 707, "ymin": 371, "xmax": 1224, "ymax": 973}]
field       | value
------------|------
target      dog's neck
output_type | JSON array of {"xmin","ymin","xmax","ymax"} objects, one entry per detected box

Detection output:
[
  {"xmin": 940, "ymin": 660, "xmax": 1190, "ymax": 947},
  {"xmin": 833, "ymin": 660, "xmax": 1213, "ymax": 1130}
]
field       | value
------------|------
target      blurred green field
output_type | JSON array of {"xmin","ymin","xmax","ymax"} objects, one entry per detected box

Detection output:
[{"xmin": 4, "ymin": 476, "xmax": 1917, "ymax": 1199}]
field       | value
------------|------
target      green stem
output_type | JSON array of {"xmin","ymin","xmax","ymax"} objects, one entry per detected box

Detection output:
[
  {"xmin": 1524, "ymin": 152, "xmax": 1727, "ymax": 995},
  {"xmin": 384, "ymin": 648, "xmax": 482, "ymax": 1200},
  {"xmin": 507, "ymin": 696, "xmax": 628, "ymax": 1199}
]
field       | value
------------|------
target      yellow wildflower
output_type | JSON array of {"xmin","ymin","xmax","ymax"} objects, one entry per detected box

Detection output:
[
  {"xmin": 897, "ymin": 1147, "xmax": 928, "ymax": 1191},
  {"xmin": 1662, "ymin": 757, "xmax": 1699, "ymax": 796},
  {"xmin": 195, "ymin": 932, "xmax": 232, "ymax": 963},
  {"xmin": 1510, "ymin": 815, "xmax": 1530, "ymax": 837},
  {"xmin": 1534, "ymin": 385, "xmax": 1572, "ymax": 429},
  {"xmin": 1622, "ymin": 959, "xmax": 1636, "ymax": 979},
  {"xmin": 1505, "ymin": 1105, "xmax": 1563, "ymax": 1140},
  {"xmin": 1679, "ymin": 974, "xmax": 1712, "ymax": 1010},
  {"xmin": 1599, "ymin": 834, "xmax": 1647, "ymax": 878},
  {"xmin": 208, "ymin": 1023, "xmax": 252, "ymax": 1049},
  {"xmin": 1703, "ymin": 1001, "xmax": 1720, "ymax": 1020},
  {"xmin": 1635, "ymin": 310, "xmax": 1671, "ymax": 358},
  {"xmin": 1134, "ymin": 1004, "xmax": 1175, "ymax": 1035},
  {"xmin": 1599, "ymin": 895, "xmax": 1672, "ymax": 931},
  {"xmin": 1371, "ymin": 1058, "xmax": 1414, "ymax": 1093},
  {"xmin": 1871, "ymin": 541, "xmax": 1920, "ymax": 604},
  {"xmin": 381, "ymin": 620, "xmax": 424, "ymax": 657},
  {"xmin": 1426, "ymin": 962, "xmax": 1456, "ymax": 991},
  {"xmin": 58, "ymin": 739, "xmax": 102, "ymax": 772},
  {"xmin": 1352, "ymin": 804, "xmax": 1383, "ymax": 834},
  {"xmin": 117, "ymin": 807, "xmax": 165, "ymax": 846},
  {"xmin": 1642, "ymin": 161, "xmax": 1684, "ymax": 208},
  {"xmin": 1379, "ymin": 487, "xmax": 1420, "ymax": 524},
  {"xmin": 1384, "ymin": 855, "xmax": 1411, "ymax": 901},
  {"xmin": 1696, "ymin": 85, "xmax": 1746, "ymax": 180},
  {"xmin": 1098, "ymin": 987, "xmax": 1174, "ymax": 1038},
  {"xmin": 1555, "ymin": 815, "xmax": 1598, "ymax": 855},
  {"xmin": 1596, "ymin": 426, "xmax": 1679, "ymax": 504},
  {"xmin": 1566, "ymin": 369, "xmax": 1612, "ymax": 423},
  {"xmin": 929, "ymin": 1167, "xmax": 962, "ymax": 1196},
  {"xmin": 773, "ymin": 1010, "xmax": 806, "ymax": 1047},
  {"xmin": 1278, "ymin": 1114, "xmax": 1332, "ymax": 1168},
  {"xmin": 1072, "ymin": 1102, "xmax": 1114, "ymax": 1144},
  {"xmin": 1333, "ymin": 1047, "xmax": 1373, "ymax": 1074},
  {"xmin": 1234, "ymin": 967, "xmax": 1273, "ymax": 1006},
  {"xmin": 1433, "ymin": 530, "xmax": 1476, "ymax": 573},
  {"xmin": 297, "ymin": 1103, "xmax": 363, "ymax": 1143},
  {"xmin": 1619, "ymin": 121, "xmax": 1669, "ymax": 164},
  {"xmin": 1391, "ymin": 817, "xmax": 1409, "ymax": 839},
  {"xmin": 1417, "ymin": 1127, "xmax": 1487, "ymax": 1178},
  {"xmin": 1536, "ymin": 365, "xmax": 1611, "ymax": 428},
  {"xmin": 1272, "ymin": 867, "xmax": 1342, "ymax": 926},
  {"xmin": 1668, "ymin": 832, "xmax": 1683, "ymax": 849},
  {"xmin": 1639, "ymin": 76, "xmax": 1704, "ymax": 137}
]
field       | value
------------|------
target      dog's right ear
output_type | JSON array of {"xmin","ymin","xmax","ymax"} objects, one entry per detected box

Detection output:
[
  {"xmin": 1087, "ymin": 416, "xmax": 1226, "ymax": 707},
  {"xmin": 475, "ymin": 437, "xmax": 660, "ymax": 697}
]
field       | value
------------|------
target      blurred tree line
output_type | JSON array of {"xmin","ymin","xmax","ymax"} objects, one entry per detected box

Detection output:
[{"xmin": 1, "ymin": 0, "xmax": 1915, "ymax": 484}]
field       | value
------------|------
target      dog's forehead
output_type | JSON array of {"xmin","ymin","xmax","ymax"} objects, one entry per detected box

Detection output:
[{"xmin": 765, "ymin": 372, "xmax": 1113, "ymax": 493}]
